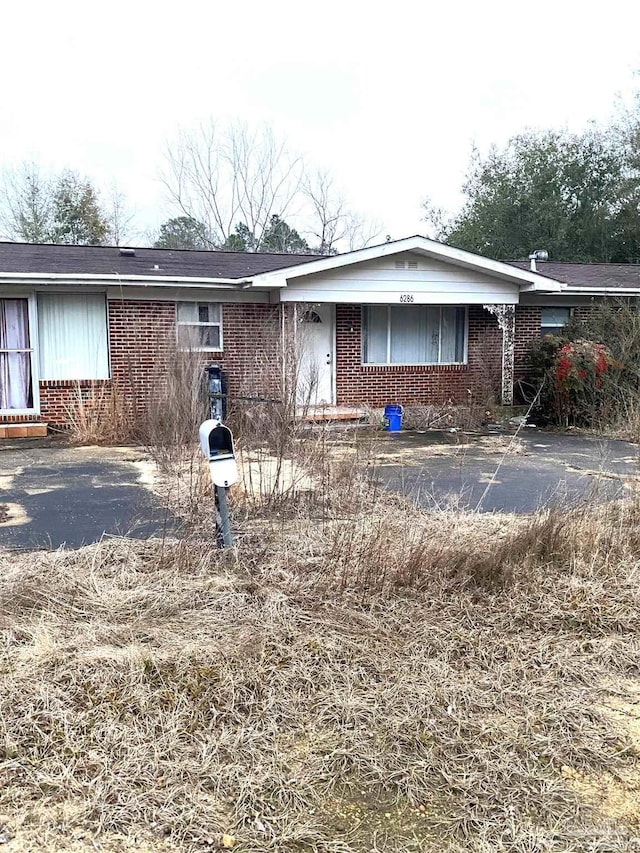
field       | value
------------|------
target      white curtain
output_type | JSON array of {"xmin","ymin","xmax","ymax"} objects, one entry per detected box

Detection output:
[
  {"xmin": 440, "ymin": 309, "xmax": 454, "ymax": 363},
  {"xmin": 38, "ymin": 294, "xmax": 109, "ymax": 380},
  {"xmin": 390, "ymin": 306, "xmax": 430, "ymax": 363},
  {"xmin": 363, "ymin": 306, "xmax": 388, "ymax": 363},
  {"xmin": 0, "ymin": 299, "xmax": 32, "ymax": 410},
  {"xmin": 363, "ymin": 305, "xmax": 466, "ymax": 365}
]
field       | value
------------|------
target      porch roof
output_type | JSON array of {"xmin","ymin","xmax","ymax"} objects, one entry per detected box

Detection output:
[{"xmin": 249, "ymin": 236, "xmax": 565, "ymax": 295}]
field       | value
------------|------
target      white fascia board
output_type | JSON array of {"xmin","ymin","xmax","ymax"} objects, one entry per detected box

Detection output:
[
  {"xmin": 0, "ymin": 272, "xmax": 247, "ymax": 288},
  {"xmin": 248, "ymin": 235, "xmax": 565, "ymax": 291},
  {"xmin": 518, "ymin": 280, "xmax": 565, "ymax": 293},
  {"xmin": 563, "ymin": 287, "xmax": 640, "ymax": 295}
]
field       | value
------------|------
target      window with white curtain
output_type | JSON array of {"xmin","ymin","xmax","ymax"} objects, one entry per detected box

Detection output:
[
  {"xmin": 362, "ymin": 305, "xmax": 467, "ymax": 365},
  {"xmin": 37, "ymin": 293, "xmax": 109, "ymax": 380},
  {"xmin": 0, "ymin": 298, "xmax": 34, "ymax": 410}
]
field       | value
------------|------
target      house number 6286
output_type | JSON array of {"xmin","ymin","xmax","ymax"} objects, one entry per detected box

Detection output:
[{"xmin": 399, "ymin": 294, "xmax": 414, "ymax": 303}]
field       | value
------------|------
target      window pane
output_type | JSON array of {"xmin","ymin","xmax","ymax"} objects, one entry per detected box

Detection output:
[
  {"xmin": 0, "ymin": 352, "xmax": 32, "ymax": 409},
  {"xmin": 363, "ymin": 306, "xmax": 388, "ymax": 363},
  {"xmin": 177, "ymin": 325, "xmax": 196, "ymax": 349},
  {"xmin": 196, "ymin": 303, "xmax": 221, "ymax": 323},
  {"xmin": 0, "ymin": 298, "xmax": 30, "ymax": 351},
  {"xmin": 540, "ymin": 307, "xmax": 570, "ymax": 327},
  {"xmin": 390, "ymin": 306, "xmax": 429, "ymax": 363},
  {"xmin": 0, "ymin": 299, "xmax": 33, "ymax": 409},
  {"xmin": 177, "ymin": 324, "xmax": 220, "ymax": 350},
  {"xmin": 425, "ymin": 307, "xmax": 440, "ymax": 362},
  {"xmin": 440, "ymin": 307, "xmax": 466, "ymax": 363},
  {"xmin": 200, "ymin": 326, "xmax": 221, "ymax": 349},
  {"xmin": 177, "ymin": 302, "xmax": 197, "ymax": 323},
  {"xmin": 455, "ymin": 307, "xmax": 466, "ymax": 361},
  {"xmin": 38, "ymin": 294, "xmax": 109, "ymax": 380}
]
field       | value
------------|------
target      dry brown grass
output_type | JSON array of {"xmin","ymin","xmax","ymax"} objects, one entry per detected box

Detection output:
[
  {"xmin": 64, "ymin": 382, "xmax": 136, "ymax": 446},
  {"xmin": 2, "ymin": 453, "xmax": 640, "ymax": 852}
]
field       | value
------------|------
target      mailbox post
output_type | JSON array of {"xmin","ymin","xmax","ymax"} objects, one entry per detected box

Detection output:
[{"xmin": 199, "ymin": 419, "xmax": 238, "ymax": 549}]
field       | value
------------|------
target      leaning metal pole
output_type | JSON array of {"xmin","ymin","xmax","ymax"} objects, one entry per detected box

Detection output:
[{"xmin": 215, "ymin": 485, "xmax": 233, "ymax": 549}]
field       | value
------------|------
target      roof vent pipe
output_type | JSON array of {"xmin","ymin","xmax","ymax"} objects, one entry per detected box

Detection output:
[
  {"xmin": 528, "ymin": 249, "xmax": 548, "ymax": 272},
  {"xmin": 119, "ymin": 247, "xmax": 136, "ymax": 257}
]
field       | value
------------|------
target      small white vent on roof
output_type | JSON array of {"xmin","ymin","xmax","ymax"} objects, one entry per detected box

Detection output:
[
  {"xmin": 407, "ymin": 260, "xmax": 418, "ymax": 270},
  {"xmin": 395, "ymin": 260, "xmax": 406, "ymax": 269}
]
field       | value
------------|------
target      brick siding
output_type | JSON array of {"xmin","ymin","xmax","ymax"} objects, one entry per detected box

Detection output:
[
  {"xmin": 2, "ymin": 300, "xmax": 284, "ymax": 427},
  {"xmin": 514, "ymin": 305, "xmax": 542, "ymax": 380},
  {"xmin": 39, "ymin": 380, "xmax": 111, "ymax": 426}
]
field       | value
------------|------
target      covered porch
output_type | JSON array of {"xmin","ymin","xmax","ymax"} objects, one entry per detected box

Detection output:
[{"xmin": 292, "ymin": 300, "xmax": 517, "ymax": 409}]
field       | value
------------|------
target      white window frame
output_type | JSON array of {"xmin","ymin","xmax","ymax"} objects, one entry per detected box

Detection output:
[
  {"xmin": 176, "ymin": 301, "xmax": 223, "ymax": 352},
  {"xmin": 361, "ymin": 305, "xmax": 468, "ymax": 366},
  {"xmin": 0, "ymin": 292, "xmax": 40, "ymax": 416}
]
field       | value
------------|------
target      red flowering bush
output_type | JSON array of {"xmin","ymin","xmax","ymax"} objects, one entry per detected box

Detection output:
[
  {"xmin": 550, "ymin": 340, "xmax": 619, "ymax": 424},
  {"xmin": 526, "ymin": 334, "xmax": 620, "ymax": 427}
]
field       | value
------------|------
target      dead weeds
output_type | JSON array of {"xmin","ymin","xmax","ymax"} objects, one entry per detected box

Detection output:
[
  {"xmin": 3, "ymin": 431, "xmax": 640, "ymax": 851},
  {"xmin": 2, "ymin": 486, "xmax": 640, "ymax": 851}
]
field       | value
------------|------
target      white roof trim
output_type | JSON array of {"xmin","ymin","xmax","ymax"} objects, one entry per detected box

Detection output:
[
  {"xmin": 249, "ymin": 235, "xmax": 565, "ymax": 292},
  {"xmin": 0, "ymin": 271, "xmax": 246, "ymax": 288},
  {"xmin": 563, "ymin": 286, "xmax": 640, "ymax": 294}
]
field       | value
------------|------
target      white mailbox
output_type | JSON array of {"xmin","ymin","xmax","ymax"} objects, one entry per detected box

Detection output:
[{"xmin": 199, "ymin": 419, "xmax": 239, "ymax": 488}]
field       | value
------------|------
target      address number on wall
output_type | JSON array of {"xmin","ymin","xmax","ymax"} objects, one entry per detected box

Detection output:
[{"xmin": 399, "ymin": 294, "xmax": 415, "ymax": 303}]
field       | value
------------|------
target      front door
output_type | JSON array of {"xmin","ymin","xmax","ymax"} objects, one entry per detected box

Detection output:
[{"xmin": 297, "ymin": 304, "xmax": 334, "ymax": 405}]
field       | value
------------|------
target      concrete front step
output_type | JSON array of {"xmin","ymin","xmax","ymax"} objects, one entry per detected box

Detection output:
[
  {"xmin": 0, "ymin": 423, "xmax": 48, "ymax": 439},
  {"xmin": 298, "ymin": 406, "xmax": 367, "ymax": 422}
]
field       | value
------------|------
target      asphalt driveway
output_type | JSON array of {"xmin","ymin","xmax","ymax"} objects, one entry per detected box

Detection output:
[
  {"xmin": 1, "ymin": 431, "xmax": 637, "ymax": 552},
  {"xmin": 0, "ymin": 442, "xmax": 173, "ymax": 551},
  {"xmin": 371, "ymin": 430, "xmax": 638, "ymax": 513}
]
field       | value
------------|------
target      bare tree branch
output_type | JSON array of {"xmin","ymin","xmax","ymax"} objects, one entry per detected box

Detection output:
[
  {"xmin": 302, "ymin": 169, "xmax": 382, "ymax": 254},
  {"xmin": 160, "ymin": 120, "xmax": 305, "ymax": 251},
  {"xmin": 106, "ymin": 182, "xmax": 137, "ymax": 245}
]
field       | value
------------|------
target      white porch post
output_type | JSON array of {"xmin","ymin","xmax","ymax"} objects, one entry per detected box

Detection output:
[{"xmin": 483, "ymin": 304, "xmax": 516, "ymax": 406}]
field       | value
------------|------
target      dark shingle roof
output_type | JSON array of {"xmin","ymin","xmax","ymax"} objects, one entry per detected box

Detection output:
[
  {"xmin": 0, "ymin": 242, "xmax": 323, "ymax": 279},
  {"xmin": 509, "ymin": 260, "xmax": 640, "ymax": 290}
]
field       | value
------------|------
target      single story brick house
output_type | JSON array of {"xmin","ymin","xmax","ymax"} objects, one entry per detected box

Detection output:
[{"xmin": 0, "ymin": 235, "xmax": 637, "ymax": 433}]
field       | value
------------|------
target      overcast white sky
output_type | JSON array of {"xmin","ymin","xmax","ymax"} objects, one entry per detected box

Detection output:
[{"xmin": 1, "ymin": 0, "xmax": 639, "ymax": 243}]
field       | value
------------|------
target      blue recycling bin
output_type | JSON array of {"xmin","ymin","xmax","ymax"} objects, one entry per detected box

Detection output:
[{"xmin": 384, "ymin": 404, "xmax": 403, "ymax": 432}]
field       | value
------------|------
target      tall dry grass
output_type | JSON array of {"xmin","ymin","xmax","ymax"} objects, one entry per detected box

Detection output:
[
  {"xmin": 2, "ymin": 456, "xmax": 640, "ymax": 850},
  {"xmin": 64, "ymin": 381, "xmax": 136, "ymax": 445}
]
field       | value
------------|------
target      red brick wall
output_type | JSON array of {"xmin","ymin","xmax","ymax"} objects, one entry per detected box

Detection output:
[
  {"xmin": 514, "ymin": 305, "xmax": 542, "ymax": 380},
  {"xmin": 334, "ymin": 304, "xmax": 503, "ymax": 406},
  {"xmin": 108, "ymin": 300, "xmax": 176, "ymax": 412},
  {"xmin": 216, "ymin": 303, "xmax": 283, "ymax": 399},
  {"xmin": 39, "ymin": 380, "xmax": 111, "ymax": 426},
  {"xmin": 1, "ymin": 300, "xmax": 284, "ymax": 427},
  {"xmin": 107, "ymin": 300, "xmax": 283, "ymax": 416}
]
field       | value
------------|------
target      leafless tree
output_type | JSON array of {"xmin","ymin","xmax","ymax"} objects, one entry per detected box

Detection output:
[
  {"xmin": 303, "ymin": 169, "xmax": 382, "ymax": 254},
  {"xmin": 0, "ymin": 162, "xmax": 52, "ymax": 242},
  {"xmin": 106, "ymin": 182, "xmax": 138, "ymax": 245},
  {"xmin": 161, "ymin": 120, "xmax": 305, "ymax": 251}
]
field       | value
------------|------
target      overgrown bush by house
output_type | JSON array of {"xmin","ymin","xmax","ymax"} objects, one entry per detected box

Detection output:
[
  {"xmin": 527, "ymin": 334, "xmax": 620, "ymax": 426},
  {"xmin": 525, "ymin": 299, "xmax": 640, "ymax": 429}
]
